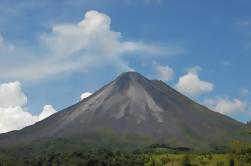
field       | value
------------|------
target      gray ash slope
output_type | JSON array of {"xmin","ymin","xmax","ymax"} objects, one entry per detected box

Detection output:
[{"xmin": 0, "ymin": 72, "xmax": 250, "ymax": 149}]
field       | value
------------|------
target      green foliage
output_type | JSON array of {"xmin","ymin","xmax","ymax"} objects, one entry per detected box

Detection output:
[
  {"xmin": 216, "ymin": 161, "xmax": 224, "ymax": 166},
  {"xmin": 1, "ymin": 140, "xmax": 251, "ymax": 166},
  {"xmin": 230, "ymin": 140, "xmax": 251, "ymax": 154},
  {"xmin": 1, "ymin": 150, "xmax": 251, "ymax": 166},
  {"xmin": 181, "ymin": 154, "xmax": 191, "ymax": 166},
  {"xmin": 229, "ymin": 159, "xmax": 234, "ymax": 166},
  {"xmin": 207, "ymin": 154, "xmax": 213, "ymax": 160}
]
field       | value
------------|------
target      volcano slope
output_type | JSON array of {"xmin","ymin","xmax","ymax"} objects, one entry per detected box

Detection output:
[{"xmin": 0, "ymin": 72, "xmax": 250, "ymax": 150}]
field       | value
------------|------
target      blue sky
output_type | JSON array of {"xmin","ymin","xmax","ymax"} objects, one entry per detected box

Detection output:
[{"xmin": 0, "ymin": 0, "xmax": 251, "ymax": 132}]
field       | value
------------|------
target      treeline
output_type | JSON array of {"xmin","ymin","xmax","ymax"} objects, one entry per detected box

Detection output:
[{"xmin": 0, "ymin": 150, "xmax": 150, "ymax": 166}]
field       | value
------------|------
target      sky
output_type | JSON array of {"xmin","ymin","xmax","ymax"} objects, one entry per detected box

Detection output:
[{"xmin": 0, "ymin": 0, "xmax": 251, "ymax": 133}]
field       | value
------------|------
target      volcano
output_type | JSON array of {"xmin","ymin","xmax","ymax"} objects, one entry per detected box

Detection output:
[{"xmin": 0, "ymin": 72, "xmax": 250, "ymax": 150}]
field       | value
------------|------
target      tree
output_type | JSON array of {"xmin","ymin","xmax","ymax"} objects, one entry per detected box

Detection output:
[
  {"xmin": 247, "ymin": 120, "xmax": 251, "ymax": 126},
  {"xmin": 230, "ymin": 140, "xmax": 250, "ymax": 154},
  {"xmin": 181, "ymin": 155, "xmax": 191, "ymax": 166},
  {"xmin": 229, "ymin": 159, "xmax": 234, "ymax": 166}
]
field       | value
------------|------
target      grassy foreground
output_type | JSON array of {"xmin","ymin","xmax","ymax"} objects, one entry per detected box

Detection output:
[
  {"xmin": 0, "ymin": 140, "xmax": 250, "ymax": 166},
  {"xmin": 150, "ymin": 153, "xmax": 250, "ymax": 166},
  {"xmin": 1, "ymin": 150, "xmax": 251, "ymax": 166}
]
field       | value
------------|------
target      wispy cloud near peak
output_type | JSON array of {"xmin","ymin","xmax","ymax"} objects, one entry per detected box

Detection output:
[{"xmin": 0, "ymin": 10, "xmax": 170, "ymax": 82}]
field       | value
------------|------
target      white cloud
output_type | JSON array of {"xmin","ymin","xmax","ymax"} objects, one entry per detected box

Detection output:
[
  {"xmin": 80, "ymin": 92, "xmax": 92, "ymax": 100},
  {"xmin": 154, "ymin": 63, "xmax": 174, "ymax": 82},
  {"xmin": 0, "ymin": 106, "xmax": 38, "ymax": 134},
  {"xmin": 0, "ymin": 81, "xmax": 56, "ymax": 133},
  {"xmin": 204, "ymin": 97, "xmax": 247, "ymax": 115},
  {"xmin": 38, "ymin": 105, "xmax": 56, "ymax": 121},
  {"xmin": 0, "ymin": 10, "xmax": 173, "ymax": 82},
  {"xmin": 175, "ymin": 66, "xmax": 214, "ymax": 96},
  {"xmin": 0, "ymin": 81, "xmax": 27, "ymax": 108}
]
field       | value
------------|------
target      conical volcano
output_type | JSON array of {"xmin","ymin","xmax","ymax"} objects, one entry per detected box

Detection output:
[{"xmin": 0, "ymin": 72, "xmax": 250, "ymax": 150}]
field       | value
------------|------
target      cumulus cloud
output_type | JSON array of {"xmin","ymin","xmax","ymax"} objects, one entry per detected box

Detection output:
[
  {"xmin": 80, "ymin": 92, "xmax": 92, "ymax": 100},
  {"xmin": 204, "ymin": 97, "xmax": 247, "ymax": 115},
  {"xmin": 0, "ymin": 81, "xmax": 56, "ymax": 133},
  {"xmin": 0, "ymin": 81, "xmax": 27, "ymax": 108},
  {"xmin": 38, "ymin": 105, "xmax": 56, "ymax": 121},
  {"xmin": 0, "ymin": 10, "xmax": 174, "ymax": 82},
  {"xmin": 175, "ymin": 66, "xmax": 214, "ymax": 97},
  {"xmin": 154, "ymin": 63, "xmax": 174, "ymax": 82},
  {"xmin": 0, "ymin": 107, "xmax": 37, "ymax": 133}
]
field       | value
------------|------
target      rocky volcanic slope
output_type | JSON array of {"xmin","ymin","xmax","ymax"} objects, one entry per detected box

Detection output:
[{"xmin": 0, "ymin": 72, "xmax": 250, "ymax": 150}]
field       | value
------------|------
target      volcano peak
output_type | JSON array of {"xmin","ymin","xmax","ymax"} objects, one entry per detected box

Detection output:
[
  {"xmin": 0, "ymin": 72, "xmax": 249, "ymax": 150},
  {"xmin": 116, "ymin": 71, "xmax": 146, "ymax": 82}
]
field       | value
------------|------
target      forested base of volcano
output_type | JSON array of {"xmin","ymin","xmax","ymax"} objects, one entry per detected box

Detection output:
[{"xmin": 0, "ymin": 140, "xmax": 251, "ymax": 166}]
